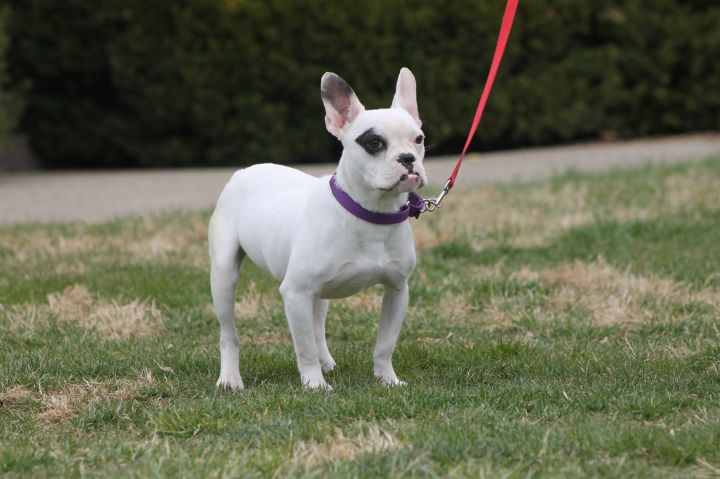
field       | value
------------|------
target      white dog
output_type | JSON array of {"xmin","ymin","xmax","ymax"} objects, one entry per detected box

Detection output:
[{"xmin": 208, "ymin": 68, "xmax": 427, "ymax": 390}]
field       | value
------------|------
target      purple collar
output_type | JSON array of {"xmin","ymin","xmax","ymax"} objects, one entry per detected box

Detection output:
[{"xmin": 329, "ymin": 173, "xmax": 424, "ymax": 224}]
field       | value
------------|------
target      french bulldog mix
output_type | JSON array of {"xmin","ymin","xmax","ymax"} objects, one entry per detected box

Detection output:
[{"xmin": 208, "ymin": 68, "xmax": 427, "ymax": 390}]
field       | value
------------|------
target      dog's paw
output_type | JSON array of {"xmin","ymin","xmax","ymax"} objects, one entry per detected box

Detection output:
[
  {"xmin": 375, "ymin": 374, "xmax": 407, "ymax": 387},
  {"xmin": 301, "ymin": 374, "xmax": 333, "ymax": 391},
  {"xmin": 303, "ymin": 380, "xmax": 333, "ymax": 391},
  {"xmin": 216, "ymin": 373, "xmax": 244, "ymax": 391},
  {"xmin": 320, "ymin": 356, "xmax": 337, "ymax": 372}
]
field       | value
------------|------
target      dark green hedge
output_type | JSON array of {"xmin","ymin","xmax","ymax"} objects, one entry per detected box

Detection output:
[
  {"xmin": 8, "ymin": 0, "xmax": 720, "ymax": 168},
  {"xmin": 0, "ymin": 5, "xmax": 21, "ymax": 146}
]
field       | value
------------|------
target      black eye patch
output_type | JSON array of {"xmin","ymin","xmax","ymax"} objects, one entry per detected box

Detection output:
[{"xmin": 355, "ymin": 128, "xmax": 387, "ymax": 156}]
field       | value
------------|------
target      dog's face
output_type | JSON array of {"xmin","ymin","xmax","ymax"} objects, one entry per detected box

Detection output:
[{"xmin": 321, "ymin": 68, "xmax": 427, "ymax": 193}]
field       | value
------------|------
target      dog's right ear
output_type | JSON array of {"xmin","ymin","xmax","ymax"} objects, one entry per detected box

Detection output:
[
  {"xmin": 392, "ymin": 67, "xmax": 421, "ymax": 127},
  {"xmin": 321, "ymin": 73, "xmax": 365, "ymax": 138}
]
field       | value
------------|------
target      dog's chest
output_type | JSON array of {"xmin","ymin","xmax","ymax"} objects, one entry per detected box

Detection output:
[
  {"xmin": 320, "ymin": 259, "xmax": 404, "ymax": 298},
  {"xmin": 318, "ymin": 236, "xmax": 411, "ymax": 298}
]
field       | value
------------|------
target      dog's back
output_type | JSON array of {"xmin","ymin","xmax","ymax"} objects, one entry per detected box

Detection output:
[{"xmin": 210, "ymin": 163, "xmax": 323, "ymax": 279}]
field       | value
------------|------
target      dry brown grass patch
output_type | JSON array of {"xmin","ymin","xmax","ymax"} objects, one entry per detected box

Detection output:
[
  {"xmin": 475, "ymin": 296, "xmax": 526, "ymax": 330},
  {"xmin": 539, "ymin": 260, "xmax": 719, "ymax": 306},
  {"xmin": 0, "ymin": 385, "xmax": 33, "ymax": 406},
  {"xmin": 1, "ymin": 214, "xmax": 210, "ymax": 270},
  {"xmin": 660, "ymin": 341, "xmax": 694, "ymax": 358},
  {"xmin": 242, "ymin": 331, "xmax": 292, "ymax": 346},
  {"xmin": 203, "ymin": 282, "xmax": 281, "ymax": 320},
  {"xmin": 3, "ymin": 303, "xmax": 51, "ymax": 333},
  {"xmin": 412, "ymin": 167, "xmax": 720, "ymax": 251},
  {"xmin": 1, "ymin": 233, "xmax": 104, "ymax": 263},
  {"xmin": 340, "ymin": 287, "xmax": 384, "ymax": 312},
  {"xmin": 232, "ymin": 282, "xmax": 264, "ymax": 318},
  {"xmin": 418, "ymin": 333, "xmax": 474, "ymax": 348},
  {"xmin": 431, "ymin": 183, "xmax": 595, "ymax": 250},
  {"xmin": 46, "ymin": 284, "xmax": 164, "ymax": 339},
  {"xmin": 0, "ymin": 372, "xmax": 159, "ymax": 424},
  {"xmin": 512, "ymin": 259, "xmax": 719, "ymax": 326},
  {"xmin": 34, "ymin": 371, "xmax": 158, "ymax": 424},
  {"xmin": 292, "ymin": 423, "xmax": 404, "ymax": 468},
  {"xmin": 120, "ymin": 217, "xmax": 209, "ymax": 267},
  {"xmin": 3, "ymin": 285, "xmax": 164, "ymax": 339},
  {"xmin": 438, "ymin": 291, "xmax": 474, "ymax": 322},
  {"xmin": 36, "ymin": 383, "xmax": 88, "ymax": 424}
]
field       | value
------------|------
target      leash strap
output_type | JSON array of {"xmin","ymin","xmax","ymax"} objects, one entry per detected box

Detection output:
[
  {"xmin": 449, "ymin": 0, "xmax": 519, "ymax": 188},
  {"xmin": 422, "ymin": 0, "xmax": 519, "ymax": 214}
]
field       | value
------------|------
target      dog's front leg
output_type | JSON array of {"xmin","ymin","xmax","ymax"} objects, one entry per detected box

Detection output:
[
  {"xmin": 313, "ymin": 298, "xmax": 336, "ymax": 372},
  {"xmin": 374, "ymin": 283, "xmax": 409, "ymax": 386},
  {"xmin": 281, "ymin": 284, "xmax": 331, "ymax": 390}
]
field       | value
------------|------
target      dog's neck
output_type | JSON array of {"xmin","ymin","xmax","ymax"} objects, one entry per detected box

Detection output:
[{"xmin": 335, "ymin": 163, "xmax": 408, "ymax": 214}]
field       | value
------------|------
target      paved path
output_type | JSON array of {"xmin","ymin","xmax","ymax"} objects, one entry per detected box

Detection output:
[{"xmin": 1, "ymin": 133, "xmax": 719, "ymax": 225}]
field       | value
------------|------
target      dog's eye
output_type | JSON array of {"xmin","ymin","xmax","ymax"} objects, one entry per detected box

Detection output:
[
  {"xmin": 415, "ymin": 135, "xmax": 424, "ymax": 145},
  {"xmin": 355, "ymin": 129, "xmax": 387, "ymax": 155},
  {"xmin": 367, "ymin": 139, "xmax": 383, "ymax": 151}
]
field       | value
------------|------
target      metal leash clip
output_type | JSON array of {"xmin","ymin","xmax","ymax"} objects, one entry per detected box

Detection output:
[{"xmin": 420, "ymin": 179, "xmax": 452, "ymax": 213}]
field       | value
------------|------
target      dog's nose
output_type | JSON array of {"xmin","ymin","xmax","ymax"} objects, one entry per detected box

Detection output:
[{"xmin": 397, "ymin": 153, "xmax": 415, "ymax": 170}]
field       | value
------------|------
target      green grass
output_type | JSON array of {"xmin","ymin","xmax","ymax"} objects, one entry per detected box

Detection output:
[{"xmin": 1, "ymin": 158, "xmax": 720, "ymax": 477}]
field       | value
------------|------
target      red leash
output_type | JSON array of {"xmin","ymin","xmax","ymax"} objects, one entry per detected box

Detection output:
[{"xmin": 422, "ymin": 0, "xmax": 519, "ymax": 212}]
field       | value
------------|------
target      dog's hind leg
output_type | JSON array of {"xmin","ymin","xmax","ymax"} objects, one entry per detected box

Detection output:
[
  {"xmin": 209, "ymin": 214, "xmax": 245, "ymax": 390},
  {"xmin": 313, "ymin": 299, "xmax": 336, "ymax": 372}
]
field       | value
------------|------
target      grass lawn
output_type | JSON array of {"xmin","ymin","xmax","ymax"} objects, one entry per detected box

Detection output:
[{"xmin": 1, "ymin": 157, "xmax": 720, "ymax": 478}]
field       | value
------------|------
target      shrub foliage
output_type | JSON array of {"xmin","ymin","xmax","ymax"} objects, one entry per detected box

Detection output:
[
  {"xmin": 7, "ymin": 0, "xmax": 720, "ymax": 168},
  {"xmin": 0, "ymin": 6, "xmax": 21, "ymax": 147}
]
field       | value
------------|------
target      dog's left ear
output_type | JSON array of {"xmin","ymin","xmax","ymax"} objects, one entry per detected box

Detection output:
[{"xmin": 392, "ymin": 67, "xmax": 421, "ymax": 127}]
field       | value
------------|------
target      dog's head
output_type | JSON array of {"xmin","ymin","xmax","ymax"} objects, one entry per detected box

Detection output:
[{"xmin": 321, "ymin": 68, "xmax": 427, "ymax": 194}]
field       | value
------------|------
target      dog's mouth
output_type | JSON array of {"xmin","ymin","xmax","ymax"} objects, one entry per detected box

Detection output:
[
  {"xmin": 401, "ymin": 172, "xmax": 423, "ymax": 185},
  {"xmin": 379, "ymin": 172, "xmax": 425, "ymax": 192}
]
